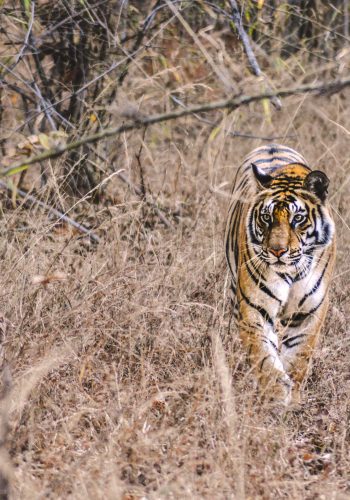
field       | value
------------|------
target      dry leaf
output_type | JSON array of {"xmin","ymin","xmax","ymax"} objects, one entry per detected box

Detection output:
[
  {"xmin": 302, "ymin": 452, "xmax": 316, "ymax": 462},
  {"xmin": 18, "ymin": 135, "xmax": 40, "ymax": 154},
  {"xmin": 38, "ymin": 133, "xmax": 51, "ymax": 150}
]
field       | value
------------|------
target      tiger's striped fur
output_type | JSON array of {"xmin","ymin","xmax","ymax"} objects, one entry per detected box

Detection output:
[{"xmin": 225, "ymin": 144, "xmax": 336, "ymax": 405}]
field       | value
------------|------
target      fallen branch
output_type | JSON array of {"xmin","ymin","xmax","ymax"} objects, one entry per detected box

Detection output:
[
  {"xmin": 2, "ymin": 76, "xmax": 350, "ymax": 176},
  {"xmin": 0, "ymin": 181, "xmax": 100, "ymax": 243}
]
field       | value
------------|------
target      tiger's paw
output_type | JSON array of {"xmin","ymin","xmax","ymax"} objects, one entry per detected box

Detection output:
[{"xmin": 261, "ymin": 373, "xmax": 293, "ymax": 408}]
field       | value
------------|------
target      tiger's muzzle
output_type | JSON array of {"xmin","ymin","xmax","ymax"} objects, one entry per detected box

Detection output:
[{"xmin": 269, "ymin": 246, "xmax": 288, "ymax": 258}]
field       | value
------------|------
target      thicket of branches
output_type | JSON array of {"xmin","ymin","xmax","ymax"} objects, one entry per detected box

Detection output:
[{"xmin": 1, "ymin": 1, "xmax": 350, "ymax": 210}]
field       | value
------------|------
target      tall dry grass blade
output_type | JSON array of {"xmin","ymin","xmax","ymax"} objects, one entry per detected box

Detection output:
[
  {"xmin": 0, "ymin": 367, "xmax": 12, "ymax": 500},
  {"xmin": 211, "ymin": 321, "xmax": 245, "ymax": 498}
]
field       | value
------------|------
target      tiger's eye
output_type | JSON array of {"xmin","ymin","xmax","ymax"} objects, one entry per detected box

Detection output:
[
  {"xmin": 293, "ymin": 214, "xmax": 306, "ymax": 223},
  {"xmin": 261, "ymin": 213, "xmax": 271, "ymax": 223}
]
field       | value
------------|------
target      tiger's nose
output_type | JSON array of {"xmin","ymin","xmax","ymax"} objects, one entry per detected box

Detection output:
[{"xmin": 269, "ymin": 247, "xmax": 288, "ymax": 258}]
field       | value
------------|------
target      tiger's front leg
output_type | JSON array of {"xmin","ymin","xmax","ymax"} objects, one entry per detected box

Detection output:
[
  {"xmin": 280, "ymin": 298, "xmax": 329, "ymax": 404},
  {"xmin": 238, "ymin": 299, "xmax": 293, "ymax": 406}
]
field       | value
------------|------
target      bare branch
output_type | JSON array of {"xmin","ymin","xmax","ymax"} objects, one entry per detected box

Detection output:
[
  {"xmin": 0, "ymin": 62, "xmax": 73, "ymax": 130},
  {"xmin": 14, "ymin": 1, "xmax": 35, "ymax": 66},
  {"xmin": 2, "ymin": 76, "xmax": 350, "ymax": 177},
  {"xmin": 227, "ymin": 0, "xmax": 282, "ymax": 109}
]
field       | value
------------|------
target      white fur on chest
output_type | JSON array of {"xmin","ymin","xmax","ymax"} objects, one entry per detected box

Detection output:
[{"xmin": 282, "ymin": 260, "xmax": 325, "ymax": 317}]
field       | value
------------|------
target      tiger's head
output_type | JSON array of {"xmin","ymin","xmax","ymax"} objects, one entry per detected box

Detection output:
[{"xmin": 248, "ymin": 163, "xmax": 335, "ymax": 269}]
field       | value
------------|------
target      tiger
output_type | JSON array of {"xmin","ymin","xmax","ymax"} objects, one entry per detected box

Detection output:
[{"xmin": 224, "ymin": 144, "xmax": 336, "ymax": 406}]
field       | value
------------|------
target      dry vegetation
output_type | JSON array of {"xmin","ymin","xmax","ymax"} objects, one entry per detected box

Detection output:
[{"xmin": 0, "ymin": 1, "xmax": 350, "ymax": 498}]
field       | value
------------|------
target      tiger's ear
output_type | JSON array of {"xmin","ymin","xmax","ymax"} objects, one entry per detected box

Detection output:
[
  {"xmin": 303, "ymin": 170, "xmax": 329, "ymax": 202},
  {"xmin": 252, "ymin": 163, "xmax": 272, "ymax": 189}
]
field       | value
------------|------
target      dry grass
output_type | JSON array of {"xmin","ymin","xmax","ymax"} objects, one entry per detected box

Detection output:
[{"xmin": 1, "ymin": 20, "xmax": 350, "ymax": 500}]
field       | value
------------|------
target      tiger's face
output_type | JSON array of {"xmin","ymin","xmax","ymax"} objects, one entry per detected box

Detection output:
[{"xmin": 248, "ymin": 165, "xmax": 335, "ymax": 270}]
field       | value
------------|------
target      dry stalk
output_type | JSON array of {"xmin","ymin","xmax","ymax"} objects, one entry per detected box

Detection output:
[
  {"xmin": 0, "ymin": 181, "xmax": 100, "ymax": 244},
  {"xmin": 211, "ymin": 320, "xmax": 245, "ymax": 499}
]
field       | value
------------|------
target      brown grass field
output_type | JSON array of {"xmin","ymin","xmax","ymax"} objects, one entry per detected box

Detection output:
[{"xmin": 1, "ymin": 10, "xmax": 350, "ymax": 499}]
